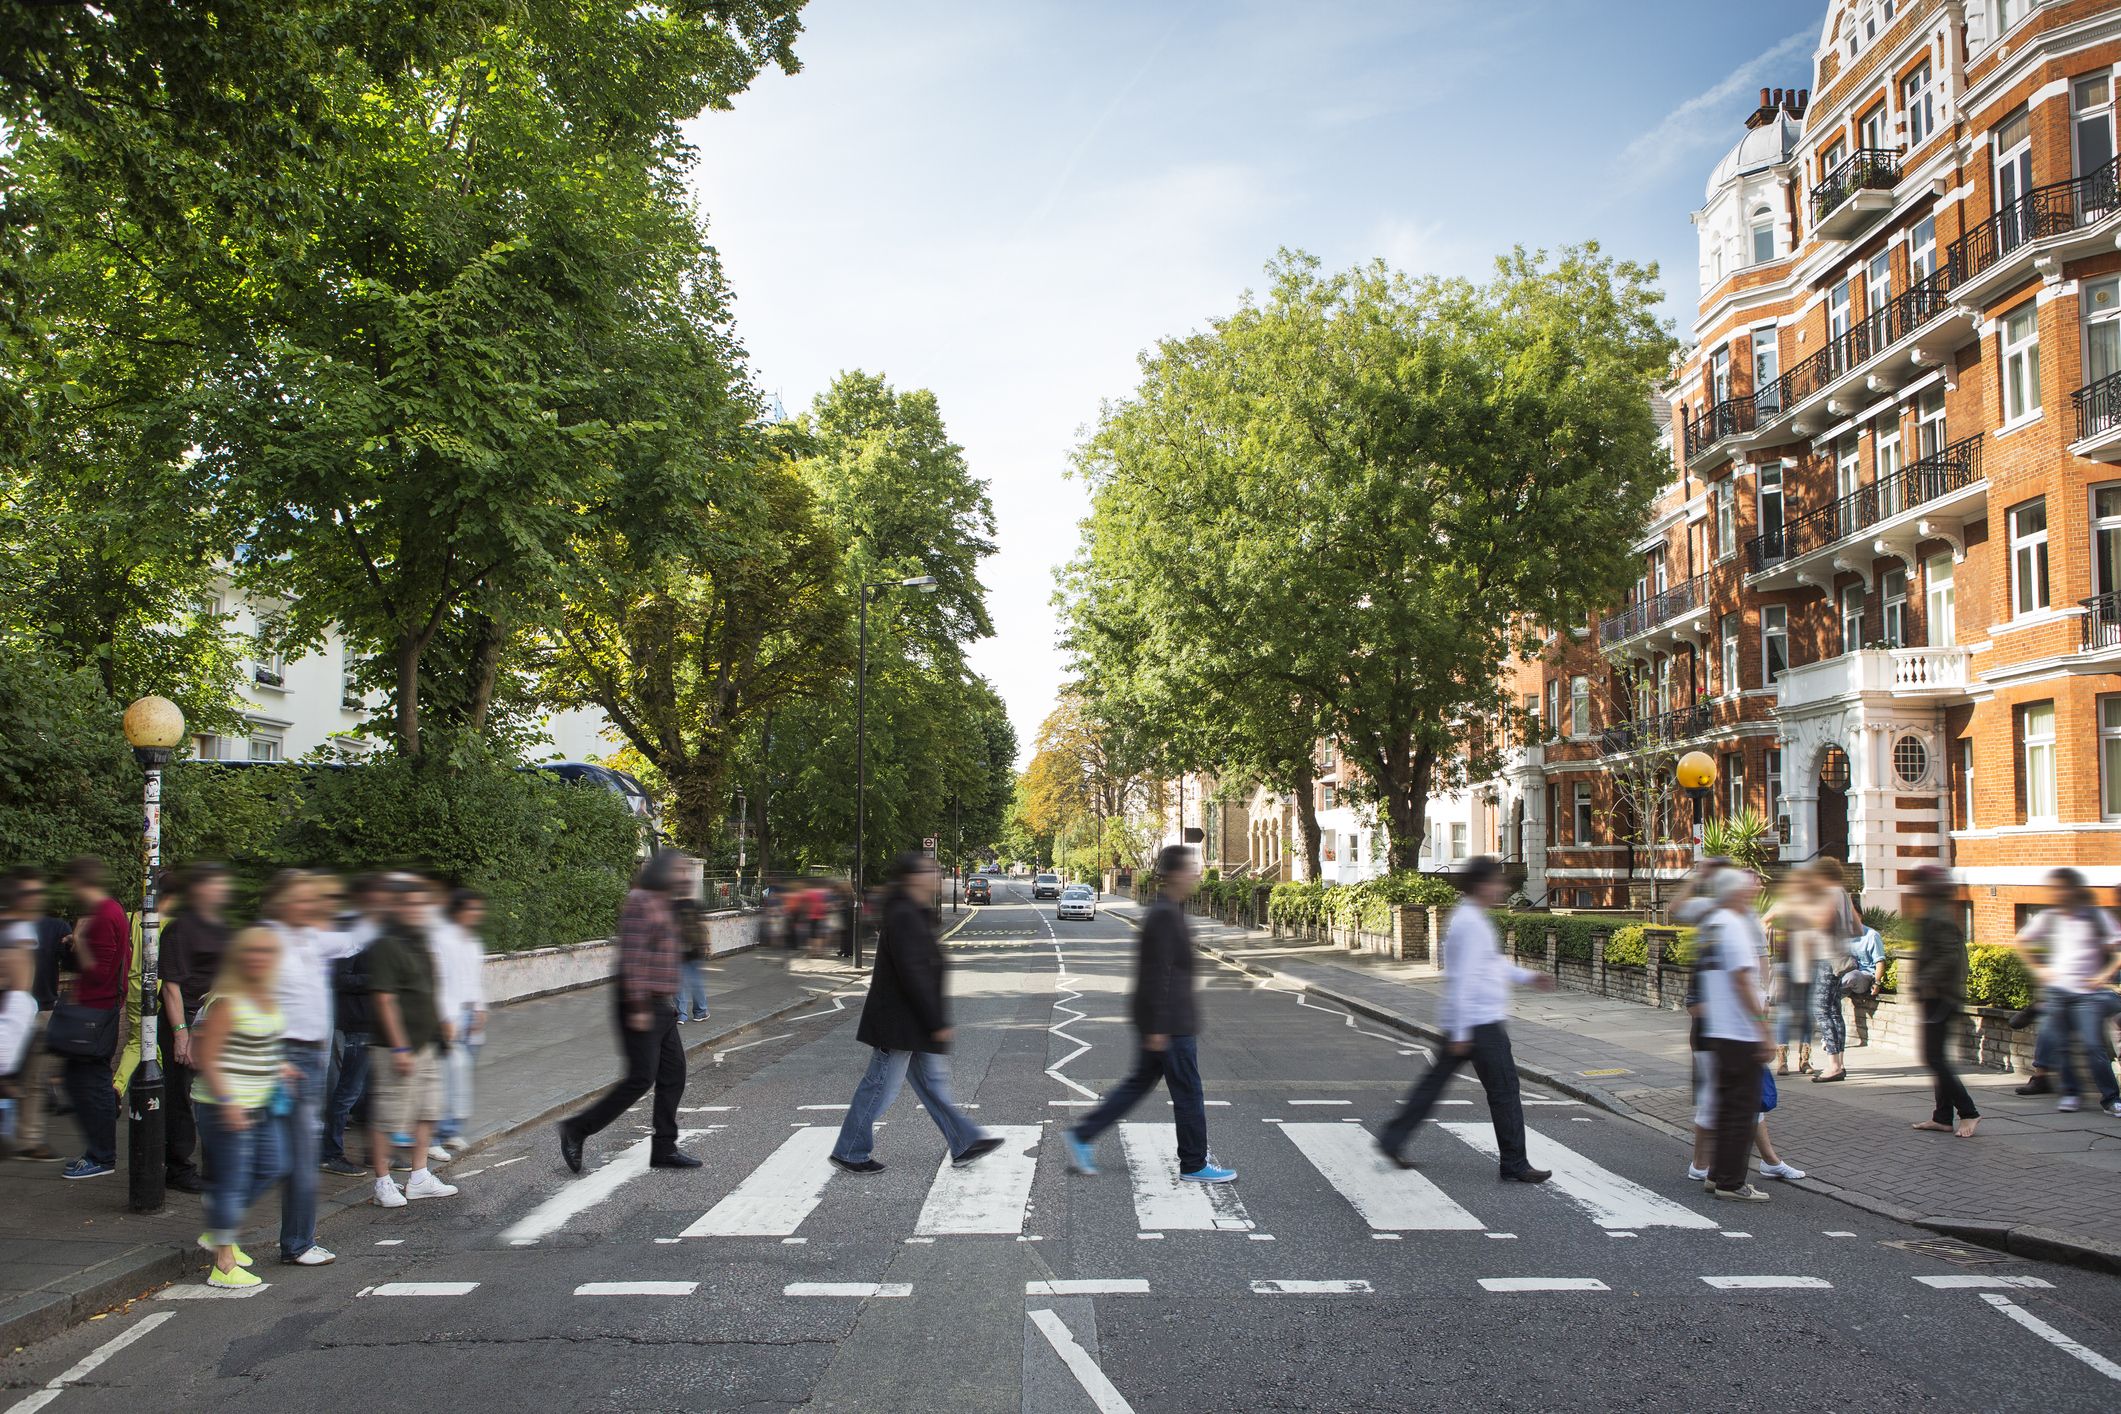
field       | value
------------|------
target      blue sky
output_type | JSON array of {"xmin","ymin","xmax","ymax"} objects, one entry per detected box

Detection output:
[{"xmin": 685, "ymin": 0, "xmax": 1823, "ymax": 762}]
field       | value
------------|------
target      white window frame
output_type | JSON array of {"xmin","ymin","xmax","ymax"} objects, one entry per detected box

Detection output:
[
  {"xmin": 1756, "ymin": 462, "xmax": 1783, "ymax": 545},
  {"xmin": 2021, "ymin": 701, "xmax": 2057, "ymax": 824},
  {"xmin": 1720, "ymin": 613, "xmax": 1740, "ymax": 696},
  {"xmin": 2009, "ymin": 497, "xmax": 2050, "ymax": 617},
  {"xmin": 2001, "ymin": 301, "xmax": 2042, "ymax": 426},
  {"xmin": 1877, "ymin": 421, "xmax": 1904, "ymax": 516},
  {"xmin": 1710, "ymin": 346, "xmax": 1730, "ymax": 404},
  {"xmin": 248, "ymin": 731, "xmax": 284, "ymax": 764},
  {"xmin": 1714, "ymin": 480, "xmax": 1736, "ymax": 560},
  {"xmin": 2093, "ymin": 482, "xmax": 2121, "ymax": 597},
  {"xmin": 1925, "ymin": 552, "xmax": 1957, "ymax": 647},
  {"xmin": 1867, "ymin": 251, "xmax": 1892, "ymax": 317},
  {"xmin": 2084, "ymin": 276, "xmax": 2121, "ymax": 388},
  {"xmin": 1909, "ymin": 215, "xmax": 1937, "ymax": 283},
  {"xmin": 2075, "ymin": 73, "xmax": 2114, "ymax": 179},
  {"xmin": 1749, "ymin": 207, "xmax": 1776, "ymax": 266},
  {"xmin": 2101, "ymin": 696, "xmax": 2121, "ymax": 821},
  {"xmin": 1829, "ymin": 281, "xmax": 1852, "ymax": 342},
  {"xmin": 1725, "ymin": 755, "xmax": 1747, "ymax": 818},
  {"xmin": 1840, "ymin": 584, "xmax": 1866, "ymax": 654},
  {"xmin": 1904, "ymin": 60, "xmax": 1935, "ymax": 147},
  {"xmin": 1546, "ymin": 679, "xmax": 1561, "ymax": 741},
  {"xmin": 1882, "ymin": 567, "xmax": 1908, "ymax": 648},
  {"xmin": 1762, "ymin": 604, "xmax": 1788, "ymax": 682},
  {"xmin": 1752, "ymin": 327, "xmax": 1780, "ymax": 413},
  {"xmin": 1765, "ymin": 748, "xmax": 1785, "ymax": 826},
  {"xmin": 1917, "ymin": 387, "xmax": 1947, "ymax": 460},
  {"xmin": 1573, "ymin": 785, "xmax": 1594, "ymax": 845},
  {"xmin": 1570, "ymin": 676, "xmax": 1591, "ymax": 740}
]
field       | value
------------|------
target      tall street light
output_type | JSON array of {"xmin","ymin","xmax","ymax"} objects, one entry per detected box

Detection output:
[
  {"xmin": 853, "ymin": 574, "xmax": 938, "ymax": 969},
  {"xmin": 122, "ymin": 695, "xmax": 184, "ymax": 1213}
]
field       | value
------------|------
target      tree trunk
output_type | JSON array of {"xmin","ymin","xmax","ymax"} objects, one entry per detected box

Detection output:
[
  {"xmin": 1291, "ymin": 760, "xmax": 1322, "ymax": 881},
  {"xmin": 1383, "ymin": 743, "xmax": 1437, "ymax": 872},
  {"xmin": 670, "ymin": 759, "xmax": 729, "ymax": 855},
  {"xmin": 465, "ymin": 613, "xmax": 506, "ymax": 737},
  {"xmin": 394, "ymin": 636, "xmax": 422, "ymax": 757}
]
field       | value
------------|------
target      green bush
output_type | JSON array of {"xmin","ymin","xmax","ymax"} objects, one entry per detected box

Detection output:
[
  {"xmin": 1965, "ymin": 945, "xmax": 2034, "ymax": 1010},
  {"xmin": 1269, "ymin": 872, "xmax": 1457, "ymax": 933},
  {"xmin": 1495, "ymin": 911, "xmax": 1601, "ymax": 962},
  {"xmin": 0, "ymin": 653, "xmax": 149, "ymax": 899},
  {"xmin": 1606, "ymin": 924, "xmax": 1647, "ymax": 967}
]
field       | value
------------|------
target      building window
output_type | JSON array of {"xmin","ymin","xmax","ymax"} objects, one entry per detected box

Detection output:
[
  {"xmin": 1893, "ymin": 735, "xmax": 1929, "ymax": 786},
  {"xmin": 1994, "ymin": 0, "xmax": 2024, "ymax": 34},
  {"xmin": 2095, "ymin": 485, "xmax": 2121, "ymax": 598},
  {"xmin": 1904, "ymin": 60, "xmax": 1935, "ymax": 147},
  {"xmin": 1909, "ymin": 215, "xmax": 1937, "ymax": 283},
  {"xmin": 248, "ymin": 732, "xmax": 283, "ymax": 764},
  {"xmin": 2019, "ymin": 701, "xmax": 2057, "ymax": 823},
  {"xmin": 1321, "ymin": 783, "xmax": 1337, "ymax": 810},
  {"xmin": 2002, "ymin": 304, "xmax": 2043, "ymax": 430},
  {"xmin": 2085, "ymin": 277, "xmax": 2121, "ymax": 387},
  {"xmin": 1876, "ymin": 422, "xmax": 1904, "ymax": 516},
  {"xmin": 1822, "ymin": 137, "xmax": 1846, "ymax": 184},
  {"xmin": 1925, "ymin": 552, "xmax": 1956, "ymax": 646},
  {"xmin": 1756, "ymin": 464, "xmax": 1783, "ymax": 553},
  {"xmin": 2101, "ymin": 696, "xmax": 2121, "ymax": 820},
  {"xmin": 1714, "ymin": 480, "xmax": 1735, "ymax": 560},
  {"xmin": 1450, "ymin": 822, "xmax": 1468, "ymax": 859},
  {"xmin": 1917, "ymin": 387, "xmax": 1946, "ymax": 459},
  {"xmin": 1720, "ymin": 613, "xmax": 1740, "ymax": 696},
  {"xmin": 1829, "ymin": 280, "xmax": 1851, "ymax": 342},
  {"xmin": 1762, "ymin": 604, "xmax": 1788, "ymax": 682},
  {"xmin": 1749, "ymin": 207, "xmax": 1775, "ymax": 266},
  {"xmin": 1570, "ymin": 676, "xmax": 1590, "ymax": 738},
  {"xmin": 1723, "ymin": 753, "xmax": 1746, "ymax": 817},
  {"xmin": 1882, "ymin": 567, "xmax": 1908, "ymax": 648},
  {"xmin": 1710, "ymin": 346, "xmax": 1730, "ymax": 404},
  {"xmin": 1323, "ymin": 831, "xmax": 1338, "ymax": 864},
  {"xmin": 1840, "ymin": 584, "xmax": 1865, "ymax": 654},
  {"xmin": 1573, "ymin": 785, "xmax": 1594, "ymax": 844},
  {"xmin": 2009, "ymin": 497, "xmax": 2050, "ymax": 616},
  {"xmin": 1834, "ymin": 436, "xmax": 1861, "ymax": 539},
  {"xmin": 1318, "ymin": 743, "xmax": 1336, "ymax": 769},
  {"xmin": 1546, "ymin": 679, "xmax": 1561, "ymax": 741},
  {"xmin": 1765, "ymin": 748, "xmax": 1784, "ymax": 825},
  {"xmin": 192, "ymin": 733, "xmax": 221, "ymax": 763},
  {"xmin": 2075, "ymin": 74, "xmax": 2114, "ymax": 179},
  {"xmin": 1751, "ymin": 328, "xmax": 1780, "ymax": 413},
  {"xmin": 1953, "ymin": 738, "xmax": 1974, "ymax": 831},
  {"xmin": 1867, "ymin": 250, "xmax": 1892, "ymax": 318},
  {"xmin": 252, "ymin": 621, "xmax": 287, "ymax": 689}
]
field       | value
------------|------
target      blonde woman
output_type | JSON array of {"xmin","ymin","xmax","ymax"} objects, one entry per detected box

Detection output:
[{"xmin": 191, "ymin": 927, "xmax": 295, "ymax": 1288}]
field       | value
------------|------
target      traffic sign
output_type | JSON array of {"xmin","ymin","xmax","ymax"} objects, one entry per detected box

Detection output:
[{"xmin": 923, "ymin": 836, "xmax": 937, "ymax": 850}]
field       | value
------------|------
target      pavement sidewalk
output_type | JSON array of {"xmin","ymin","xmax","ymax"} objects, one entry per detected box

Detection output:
[
  {"xmin": 0, "ymin": 943, "xmax": 840, "ymax": 1351},
  {"xmin": 1169, "ymin": 906, "xmax": 2121, "ymax": 1275}
]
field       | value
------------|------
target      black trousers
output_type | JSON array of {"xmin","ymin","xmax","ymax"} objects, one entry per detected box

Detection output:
[
  {"xmin": 1708, "ymin": 1038, "xmax": 1758, "ymax": 1191},
  {"xmin": 160, "ymin": 1015, "xmax": 200, "ymax": 1182},
  {"xmin": 1921, "ymin": 1000, "xmax": 1979, "ymax": 1124},
  {"xmin": 565, "ymin": 997, "xmax": 684, "ymax": 1155},
  {"xmin": 1378, "ymin": 1022, "xmax": 1529, "ymax": 1175}
]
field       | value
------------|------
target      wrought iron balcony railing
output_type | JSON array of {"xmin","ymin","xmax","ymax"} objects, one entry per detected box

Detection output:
[
  {"xmin": 1745, "ymin": 433, "xmax": 1982, "ymax": 574},
  {"xmin": 2085, "ymin": 592, "xmax": 2121, "ymax": 652},
  {"xmin": 1948, "ymin": 156, "xmax": 2121, "ymax": 285},
  {"xmin": 1810, "ymin": 148, "xmax": 1902, "ymax": 226},
  {"xmin": 1598, "ymin": 573, "xmax": 1709, "ymax": 646},
  {"xmin": 2073, "ymin": 368, "xmax": 2121, "ymax": 443},
  {"xmin": 1597, "ymin": 702, "xmax": 1711, "ymax": 756}
]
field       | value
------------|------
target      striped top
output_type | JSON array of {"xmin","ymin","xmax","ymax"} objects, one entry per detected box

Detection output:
[{"xmin": 189, "ymin": 992, "xmax": 285, "ymax": 1109}]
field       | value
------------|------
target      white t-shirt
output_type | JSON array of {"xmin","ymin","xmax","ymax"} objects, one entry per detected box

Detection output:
[
  {"xmin": 1699, "ymin": 908, "xmax": 1764, "ymax": 1043},
  {"xmin": 0, "ymin": 990, "xmax": 32, "ymax": 1076},
  {"xmin": 2020, "ymin": 909, "xmax": 2119, "ymax": 992}
]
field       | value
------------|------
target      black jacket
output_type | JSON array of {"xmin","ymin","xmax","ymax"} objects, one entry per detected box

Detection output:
[
  {"xmin": 29, "ymin": 917, "xmax": 68, "ymax": 1012},
  {"xmin": 855, "ymin": 892, "xmax": 950, "ymax": 1054},
  {"xmin": 1132, "ymin": 896, "xmax": 1199, "ymax": 1037},
  {"xmin": 1914, "ymin": 913, "xmax": 1968, "ymax": 1010},
  {"xmin": 331, "ymin": 916, "xmax": 381, "ymax": 1034}
]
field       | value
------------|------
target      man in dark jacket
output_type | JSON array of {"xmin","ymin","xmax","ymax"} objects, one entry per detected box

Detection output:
[
  {"xmin": 826, "ymin": 851, "xmax": 1001, "ymax": 1174},
  {"xmin": 321, "ymin": 875, "xmax": 389, "ymax": 1176},
  {"xmin": 1067, "ymin": 845, "xmax": 1235, "ymax": 1184}
]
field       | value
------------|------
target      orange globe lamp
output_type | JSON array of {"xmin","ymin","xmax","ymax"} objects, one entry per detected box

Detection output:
[{"xmin": 1675, "ymin": 750, "xmax": 1718, "ymax": 791}]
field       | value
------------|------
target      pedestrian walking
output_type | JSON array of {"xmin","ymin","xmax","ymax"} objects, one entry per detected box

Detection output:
[
  {"xmin": 431, "ymin": 888, "xmax": 488, "ymax": 1154},
  {"xmin": 1685, "ymin": 902, "xmax": 1805, "ymax": 1186},
  {"xmin": 0, "ymin": 897, "xmax": 34, "ymax": 1155},
  {"xmin": 1699, "ymin": 868, "xmax": 1776, "ymax": 1203},
  {"xmin": 2015, "ymin": 868, "xmax": 2118, "ymax": 1116},
  {"xmin": 320, "ymin": 874, "xmax": 389, "ymax": 1177},
  {"xmin": 53, "ymin": 857, "xmax": 129, "ymax": 1181},
  {"xmin": 1904, "ymin": 866, "xmax": 1980, "ymax": 1138},
  {"xmin": 1374, "ymin": 856, "xmax": 1555, "ymax": 1183},
  {"xmin": 190, "ymin": 926, "xmax": 292, "ymax": 1288},
  {"xmin": 675, "ymin": 893, "xmax": 711, "ymax": 1023},
  {"xmin": 365, "ymin": 877, "xmax": 460, "ymax": 1207},
  {"xmin": 828, "ymin": 851, "xmax": 1000, "ymax": 1175},
  {"xmin": 157, "ymin": 862, "xmax": 233, "ymax": 1195},
  {"xmin": 1765, "ymin": 858, "xmax": 1855, "ymax": 1083},
  {"xmin": 1, "ymin": 867, "xmax": 66, "ymax": 1162},
  {"xmin": 556, "ymin": 852, "xmax": 700, "ymax": 1174},
  {"xmin": 263, "ymin": 869, "xmax": 365, "ymax": 1264},
  {"xmin": 1065, "ymin": 845, "xmax": 1233, "ymax": 1184}
]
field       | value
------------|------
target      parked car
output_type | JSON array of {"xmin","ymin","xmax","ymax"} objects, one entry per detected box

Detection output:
[
  {"xmin": 1056, "ymin": 883, "xmax": 1096, "ymax": 921},
  {"xmin": 1033, "ymin": 873, "xmax": 1061, "ymax": 900},
  {"xmin": 966, "ymin": 876, "xmax": 992, "ymax": 905}
]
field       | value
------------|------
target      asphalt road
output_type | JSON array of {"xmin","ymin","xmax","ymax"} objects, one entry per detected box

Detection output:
[{"xmin": 6, "ymin": 879, "xmax": 2121, "ymax": 1413}]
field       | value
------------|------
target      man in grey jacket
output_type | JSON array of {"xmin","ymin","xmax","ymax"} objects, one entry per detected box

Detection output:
[{"xmin": 1065, "ymin": 845, "xmax": 1235, "ymax": 1184}]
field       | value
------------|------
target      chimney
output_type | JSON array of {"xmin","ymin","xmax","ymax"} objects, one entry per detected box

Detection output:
[
  {"xmin": 1787, "ymin": 88, "xmax": 1810, "ymax": 119},
  {"xmin": 1745, "ymin": 87, "xmax": 1779, "ymax": 129}
]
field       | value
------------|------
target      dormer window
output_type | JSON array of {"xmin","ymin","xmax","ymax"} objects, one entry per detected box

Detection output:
[{"xmin": 1749, "ymin": 205, "xmax": 1776, "ymax": 264}]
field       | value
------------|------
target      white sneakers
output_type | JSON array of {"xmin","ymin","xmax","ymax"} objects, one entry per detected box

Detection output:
[
  {"xmin": 374, "ymin": 1175, "xmax": 407, "ymax": 1208},
  {"xmin": 1685, "ymin": 1164, "xmax": 1709, "ymax": 1182},
  {"xmin": 406, "ymin": 1168, "xmax": 459, "ymax": 1200},
  {"xmin": 426, "ymin": 1144, "xmax": 454, "ymax": 1165},
  {"xmin": 287, "ymin": 1245, "xmax": 336, "ymax": 1266},
  {"xmin": 443, "ymin": 1136, "xmax": 470, "ymax": 1154},
  {"xmin": 1759, "ymin": 1161, "xmax": 1807, "ymax": 1181}
]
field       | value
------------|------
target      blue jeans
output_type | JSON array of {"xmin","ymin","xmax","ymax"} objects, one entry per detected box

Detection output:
[
  {"xmin": 1811, "ymin": 963, "xmax": 1845, "ymax": 1056},
  {"xmin": 678, "ymin": 961, "xmax": 710, "ymax": 1021},
  {"xmin": 1075, "ymin": 1034, "xmax": 1210, "ymax": 1174},
  {"xmin": 277, "ymin": 1041, "xmax": 329, "ymax": 1259},
  {"xmin": 831, "ymin": 1048, "xmax": 985, "ymax": 1164},
  {"xmin": 437, "ymin": 1007, "xmax": 481, "ymax": 1141},
  {"xmin": 2041, "ymin": 988, "xmax": 2121, "ymax": 1104},
  {"xmin": 198, "ymin": 1102, "xmax": 288, "ymax": 1247},
  {"xmin": 322, "ymin": 1029, "xmax": 369, "ymax": 1163},
  {"xmin": 61, "ymin": 1051, "xmax": 118, "ymax": 1166}
]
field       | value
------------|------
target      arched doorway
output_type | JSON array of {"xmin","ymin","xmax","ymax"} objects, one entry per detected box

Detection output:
[{"xmin": 1817, "ymin": 745, "xmax": 1850, "ymax": 861}]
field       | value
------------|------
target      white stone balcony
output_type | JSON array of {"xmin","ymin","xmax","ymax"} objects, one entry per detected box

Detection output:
[{"xmin": 1774, "ymin": 646, "xmax": 1972, "ymax": 713}]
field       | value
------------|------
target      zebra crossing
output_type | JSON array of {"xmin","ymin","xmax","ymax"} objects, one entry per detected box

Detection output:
[{"xmin": 492, "ymin": 1114, "xmax": 1728, "ymax": 1249}]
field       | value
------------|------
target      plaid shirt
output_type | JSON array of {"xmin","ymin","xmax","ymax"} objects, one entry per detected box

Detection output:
[{"xmin": 616, "ymin": 889, "xmax": 679, "ymax": 1006}]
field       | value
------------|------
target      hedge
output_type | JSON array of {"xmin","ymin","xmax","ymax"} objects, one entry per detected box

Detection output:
[
  {"xmin": 1269, "ymin": 873, "xmax": 1459, "ymax": 932},
  {"xmin": 1497, "ymin": 911, "xmax": 1604, "ymax": 962}
]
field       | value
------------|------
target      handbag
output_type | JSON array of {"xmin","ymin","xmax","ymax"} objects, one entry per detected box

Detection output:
[
  {"xmin": 1759, "ymin": 1065, "xmax": 1778, "ymax": 1114},
  {"xmin": 45, "ymin": 1002, "xmax": 118, "ymax": 1060}
]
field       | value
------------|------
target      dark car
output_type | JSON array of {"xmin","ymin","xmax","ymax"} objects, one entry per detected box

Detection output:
[
  {"xmin": 967, "ymin": 876, "xmax": 992, "ymax": 905},
  {"xmin": 1033, "ymin": 873, "xmax": 1061, "ymax": 900}
]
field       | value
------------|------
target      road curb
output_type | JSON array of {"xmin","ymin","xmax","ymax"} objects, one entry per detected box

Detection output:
[
  {"xmin": 0, "ymin": 979, "xmax": 845, "ymax": 1355},
  {"xmin": 1195, "ymin": 936, "xmax": 2121, "ymax": 1276}
]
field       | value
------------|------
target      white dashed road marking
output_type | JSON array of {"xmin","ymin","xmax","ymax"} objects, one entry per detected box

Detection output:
[
  {"xmin": 1980, "ymin": 1294, "xmax": 2121, "ymax": 1382},
  {"xmin": 1700, "ymin": 1276, "xmax": 1832, "ymax": 1290},
  {"xmin": 785, "ymin": 1282, "xmax": 912, "ymax": 1298},
  {"xmin": 1915, "ymin": 1275, "xmax": 2055, "ymax": 1289},
  {"xmin": 1026, "ymin": 1279, "xmax": 1150, "ymax": 1296},
  {"xmin": 1250, "ymin": 1279, "xmax": 1372, "ymax": 1295},
  {"xmin": 1029, "ymin": 1308, "xmax": 1136, "ymax": 1414},
  {"xmin": 575, "ymin": 1281, "xmax": 698, "ymax": 1296},
  {"xmin": 4, "ymin": 1310, "xmax": 175, "ymax": 1414},
  {"xmin": 1479, "ymin": 1278, "xmax": 1608, "ymax": 1292}
]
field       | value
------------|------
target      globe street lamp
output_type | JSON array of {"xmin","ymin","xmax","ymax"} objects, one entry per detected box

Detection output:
[
  {"xmin": 122, "ymin": 695, "xmax": 184, "ymax": 1213},
  {"xmin": 1675, "ymin": 749, "xmax": 1718, "ymax": 862},
  {"xmin": 853, "ymin": 575, "xmax": 938, "ymax": 969}
]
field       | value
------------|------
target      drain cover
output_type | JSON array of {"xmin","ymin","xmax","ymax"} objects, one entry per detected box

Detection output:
[{"xmin": 1883, "ymin": 1237, "xmax": 2020, "ymax": 1266}]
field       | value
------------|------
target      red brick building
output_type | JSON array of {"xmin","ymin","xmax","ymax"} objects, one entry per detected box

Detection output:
[{"xmin": 1517, "ymin": 0, "xmax": 2121, "ymax": 938}]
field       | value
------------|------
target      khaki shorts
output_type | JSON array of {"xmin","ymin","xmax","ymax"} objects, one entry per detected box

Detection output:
[{"xmin": 371, "ymin": 1045, "xmax": 444, "ymax": 1136}]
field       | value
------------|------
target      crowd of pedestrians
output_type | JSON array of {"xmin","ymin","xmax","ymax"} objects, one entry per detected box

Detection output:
[{"xmin": 0, "ymin": 857, "xmax": 488, "ymax": 1284}]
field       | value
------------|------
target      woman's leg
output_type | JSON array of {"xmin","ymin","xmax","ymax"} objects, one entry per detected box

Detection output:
[
  {"xmin": 2070, "ymin": 994, "xmax": 2121, "ymax": 1107},
  {"xmin": 1813, "ymin": 964, "xmax": 1845, "ymax": 1066},
  {"xmin": 830, "ymin": 1049, "xmax": 909, "ymax": 1164},
  {"xmin": 904, "ymin": 1053, "xmax": 986, "ymax": 1158},
  {"xmin": 1751, "ymin": 1119, "xmax": 1778, "ymax": 1167}
]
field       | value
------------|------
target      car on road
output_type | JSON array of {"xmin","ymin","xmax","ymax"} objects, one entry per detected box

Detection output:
[
  {"xmin": 1033, "ymin": 872, "xmax": 1062, "ymax": 899},
  {"xmin": 966, "ymin": 876, "xmax": 992, "ymax": 904},
  {"xmin": 1056, "ymin": 884, "xmax": 1096, "ymax": 921}
]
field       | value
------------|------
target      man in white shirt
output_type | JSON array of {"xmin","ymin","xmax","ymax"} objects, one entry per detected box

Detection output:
[
  {"xmin": 1376, "ymin": 857, "xmax": 1556, "ymax": 1183},
  {"xmin": 264, "ymin": 870, "xmax": 368, "ymax": 1266},
  {"xmin": 2016, "ymin": 868, "xmax": 2121, "ymax": 1115},
  {"xmin": 1700, "ymin": 868, "xmax": 1775, "ymax": 1202}
]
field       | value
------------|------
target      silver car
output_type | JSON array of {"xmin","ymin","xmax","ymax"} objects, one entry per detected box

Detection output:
[{"xmin": 1056, "ymin": 884, "xmax": 1097, "ymax": 921}]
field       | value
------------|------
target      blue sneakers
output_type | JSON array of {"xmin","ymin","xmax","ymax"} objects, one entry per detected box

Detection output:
[
  {"xmin": 1065, "ymin": 1133, "xmax": 1098, "ymax": 1176},
  {"xmin": 61, "ymin": 1158, "xmax": 115, "ymax": 1180},
  {"xmin": 1178, "ymin": 1162, "xmax": 1237, "ymax": 1184}
]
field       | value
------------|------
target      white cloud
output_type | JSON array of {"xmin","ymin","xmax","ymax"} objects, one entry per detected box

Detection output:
[{"xmin": 1614, "ymin": 25, "xmax": 1813, "ymax": 190}]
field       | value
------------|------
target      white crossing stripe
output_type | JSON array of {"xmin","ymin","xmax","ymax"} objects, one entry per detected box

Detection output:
[
  {"xmin": 1701, "ymin": 1276, "xmax": 1832, "ymax": 1290},
  {"xmin": 1279, "ymin": 1124, "xmax": 1485, "ymax": 1231},
  {"xmin": 1027, "ymin": 1279, "xmax": 1150, "ymax": 1296},
  {"xmin": 1439, "ymin": 1123, "xmax": 1718, "ymax": 1230},
  {"xmin": 6, "ymin": 1310, "xmax": 175, "ymax": 1414},
  {"xmin": 154, "ymin": 1284, "xmax": 270, "ymax": 1301},
  {"xmin": 1914, "ymin": 1275, "xmax": 2055, "ymax": 1290},
  {"xmin": 785, "ymin": 1282, "xmax": 911, "ymax": 1298},
  {"xmin": 683, "ymin": 1127, "xmax": 840, "ymax": 1237},
  {"xmin": 1029, "ymin": 1308, "xmax": 1137, "ymax": 1414},
  {"xmin": 1118, "ymin": 1124, "xmax": 1253, "ymax": 1231},
  {"xmin": 1287, "ymin": 1099, "xmax": 1350, "ymax": 1106},
  {"xmin": 574, "ymin": 1281, "xmax": 698, "ymax": 1296},
  {"xmin": 916, "ymin": 1125, "xmax": 1042, "ymax": 1235},
  {"xmin": 1250, "ymin": 1279, "xmax": 1372, "ymax": 1295},
  {"xmin": 367, "ymin": 1282, "xmax": 479, "ymax": 1297},
  {"xmin": 1479, "ymin": 1278, "xmax": 1608, "ymax": 1292},
  {"xmin": 1981, "ymin": 1294, "xmax": 2121, "ymax": 1382},
  {"xmin": 502, "ymin": 1130, "xmax": 704, "ymax": 1245}
]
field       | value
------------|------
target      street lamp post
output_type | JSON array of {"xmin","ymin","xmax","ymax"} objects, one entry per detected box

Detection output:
[
  {"xmin": 1676, "ymin": 750, "xmax": 1718, "ymax": 862},
  {"xmin": 122, "ymin": 695, "xmax": 184, "ymax": 1214},
  {"xmin": 853, "ymin": 574, "xmax": 938, "ymax": 970}
]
